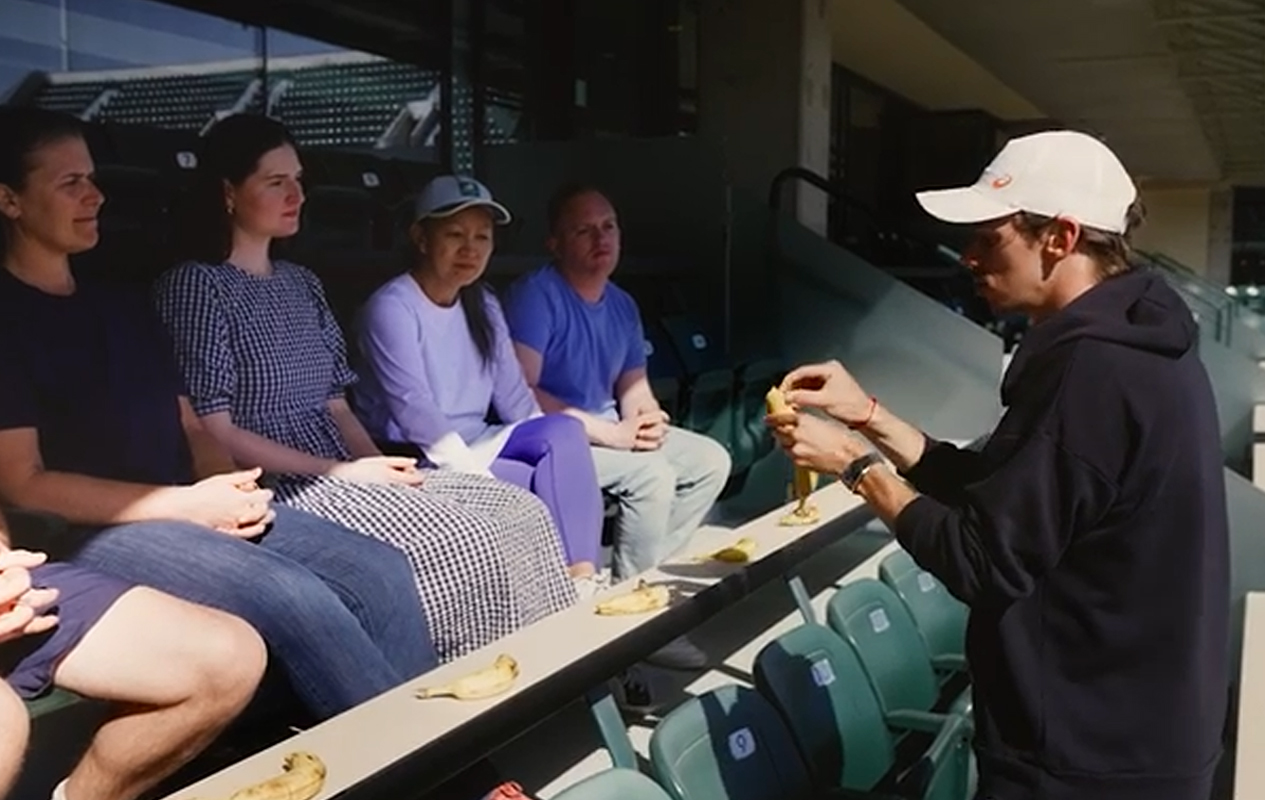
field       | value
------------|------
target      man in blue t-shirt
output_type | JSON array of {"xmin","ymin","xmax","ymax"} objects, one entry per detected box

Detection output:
[{"xmin": 504, "ymin": 185, "xmax": 731, "ymax": 670}]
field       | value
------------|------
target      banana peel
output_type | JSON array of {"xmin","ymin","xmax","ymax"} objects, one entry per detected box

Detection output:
[
  {"xmin": 765, "ymin": 386, "xmax": 821, "ymax": 526},
  {"xmin": 415, "ymin": 654, "xmax": 519, "ymax": 701},
  {"xmin": 694, "ymin": 537, "xmax": 758, "ymax": 564},
  {"xmin": 594, "ymin": 579, "xmax": 671, "ymax": 616},
  {"xmin": 195, "ymin": 751, "xmax": 326, "ymax": 800}
]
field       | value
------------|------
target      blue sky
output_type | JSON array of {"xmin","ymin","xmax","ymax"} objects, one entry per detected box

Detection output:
[{"xmin": 1, "ymin": 0, "xmax": 345, "ymax": 100}]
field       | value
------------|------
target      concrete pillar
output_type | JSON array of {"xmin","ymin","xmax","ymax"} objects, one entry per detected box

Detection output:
[
  {"xmin": 698, "ymin": 0, "xmax": 833, "ymax": 235},
  {"xmin": 1208, "ymin": 187, "xmax": 1234, "ymax": 286}
]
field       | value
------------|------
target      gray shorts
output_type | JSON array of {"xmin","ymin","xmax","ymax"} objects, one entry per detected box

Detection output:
[{"xmin": 0, "ymin": 563, "xmax": 132, "ymax": 698}]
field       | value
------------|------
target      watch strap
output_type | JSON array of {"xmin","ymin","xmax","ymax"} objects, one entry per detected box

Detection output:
[{"xmin": 841, "ymin": 452, "xmax": 883, "ymax": 492}]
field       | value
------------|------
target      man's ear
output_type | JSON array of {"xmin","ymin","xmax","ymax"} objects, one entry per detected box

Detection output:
[
  {"xmin": 0, "ymin": 184, "xmax": 21, "ymax": 222},
  {"xmin": 545, "ymin": 232, "xmax": 559, "ymax": 259},
  {"xmin": 1043, "ymin": 217, "xmax": 1082, "ymax": 261}
]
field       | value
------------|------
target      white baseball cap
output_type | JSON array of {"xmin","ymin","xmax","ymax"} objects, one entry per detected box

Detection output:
[
  {"xmin": 915, "ymin": 130, "xmax": 1138, "ymax": 234},
  {"xmin": 413, "ymin": 175, "xmax": 512, "ymax": 225}
]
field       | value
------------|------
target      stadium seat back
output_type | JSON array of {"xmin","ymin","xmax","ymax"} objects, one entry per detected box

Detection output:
[
  {"xmin": 753, "ymin": 624, "xmax": 895, "ymax": 790},
  {"xmin": 552, "ymin": 769, "xmax": 673, "ymax": 800},
  {"xmin": 826, "ymin": 579, "xmax": 940, "ymax": 716},
  {"xmin": 878, "ymin": 550, "xmax": 967, "ymax": 662},
  {"xmin": 650, "ymin": 685, "xmax": 813, "ymax": 800}
]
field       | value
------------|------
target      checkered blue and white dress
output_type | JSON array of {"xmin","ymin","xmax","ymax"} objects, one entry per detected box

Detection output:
[{"xmin": 153, "ymin": 260, "xmax": 577, "ymax": 662}]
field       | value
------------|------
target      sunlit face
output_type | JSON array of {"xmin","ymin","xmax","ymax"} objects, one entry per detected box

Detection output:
[
  {"xmin": 224, "ymin": 144, "xmax": 305, "ymax": 239},
  {"xmin": 959, "ymin": 217, "xmax": 1048, "ymax": 315},
  {"xmin": 414, "ymin": 206, "xmax": 496, "ymax": 289},
  {"xmin": 0, "ymin": 136, "xmax": 104, "ymax": 257},
  {"xmin": 548, "ymin": 191, "xmax": 620, "ymax": 279}
]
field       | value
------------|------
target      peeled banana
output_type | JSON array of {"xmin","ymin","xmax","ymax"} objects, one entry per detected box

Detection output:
[
  {"xmin": 415, "ymin": 654, "xmax": 519, "ymax": 701},
  {"xmin": 695, "ymin": 537, "xmax": 758, "ymax": 563},
  {"xmin": 766, "ymin": 386, "xmax": 821, "ymax": 526},
  {"xmin": 594, "ymin": 579, "xmax": 671, "ymax": 616},
  {"xmin": 196, "ymin": 751, "xmax": 326, "ymax": 800}
]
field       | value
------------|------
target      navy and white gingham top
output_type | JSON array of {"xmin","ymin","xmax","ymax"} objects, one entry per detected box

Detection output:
[{"xmin": 153, "ymin": 260, "xmax": 359, "ymax": 461}]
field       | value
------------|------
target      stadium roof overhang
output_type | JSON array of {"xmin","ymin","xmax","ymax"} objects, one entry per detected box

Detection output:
[
  {"xmin": 890, "ymin": 0, "xmax": 1265, "ymax": 187},
  {"xmin": 160, "ymin": 0, "xmax": 450, "ymax": 68}
]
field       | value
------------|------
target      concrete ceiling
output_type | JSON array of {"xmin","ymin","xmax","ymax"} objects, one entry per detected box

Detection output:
[{"xmin": 881, "ymin": 0, "xmax": 1265, "ymax": 186}]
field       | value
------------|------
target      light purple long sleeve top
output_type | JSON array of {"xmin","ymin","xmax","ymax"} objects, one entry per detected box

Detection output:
[{"xmin": 354, "ymin": 273, "xmax": 541, "ymax": 473}]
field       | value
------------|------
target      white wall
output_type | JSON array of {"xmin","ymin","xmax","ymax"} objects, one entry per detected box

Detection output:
[
  {"xmin": 698, "ymin": 0, "xmax": 833, "ymax": 235},
  {"xmin": 1134, "ymin": 186, "xmax": 1216, "ymax": 277},
  {"xmin": 830, "ymin": 0, "xmax": 1041, "ymax": 121}
]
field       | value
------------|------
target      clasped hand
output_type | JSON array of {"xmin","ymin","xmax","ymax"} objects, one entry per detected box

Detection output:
[{"xmin": 0, "ymin": 548, "xmax": 59, "ymax": 644}]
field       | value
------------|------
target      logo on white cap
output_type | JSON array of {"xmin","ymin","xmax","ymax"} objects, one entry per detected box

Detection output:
[
  {"xmin": 916, "ymin": 130, "xmax": 1137, "ymax": 234},
  {"xmin": 413, "ymin": 175, "xmax": 512, "ymax": 226}
]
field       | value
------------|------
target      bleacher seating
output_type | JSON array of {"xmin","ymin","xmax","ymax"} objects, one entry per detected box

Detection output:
[
  {"xmin": 99, "ymin": 73, "xmax": 255, "ymax": 131},
  {"xmin": 753, "ymin": 623, "xmax": 971, "ymax": 799},
  {"xmin": 551, "ymin": 769, "xmax": 673, "ymax": 800},
  {"xmin": 877, "ymin": 550, "xmax": 967, "ymax": 670},
  {"xmin": 30, "ymin": 58, "xmax": 442, "ymax": 150},
  {"xmin": 270, "ymin": 61, "xmax": 438, "ymax": 148},
  {"xmin": 825, "ymin": 580, "xmax": 972, "ymax": 726},
  {"xmin": 648, "ymin": 684, "xmax": 816, "ymax": 800},
  {"xmin": 35, "ymin": 80, "xmax": 112, "ymax": 116}
]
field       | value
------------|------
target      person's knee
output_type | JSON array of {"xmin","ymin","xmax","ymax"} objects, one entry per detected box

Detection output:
[
  {"xmin": 178, "ymin": 608, "xmax": 266, "ymax": 712},
  {"xmin": 0, "ymin": 682, "xmax": 29, "ymax": 753},
  {"xmin": 672, "ymin": 430, "xmax": 731, "ymax": 485},
  {"xmin": 615, "ymin": 455, "xmax": 677, "ymax": 502}
]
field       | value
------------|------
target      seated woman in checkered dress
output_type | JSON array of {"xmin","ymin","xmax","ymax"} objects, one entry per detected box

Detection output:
[{"xmin": 153, "ymin": 114, "xmax": 577, "ymax": 662}]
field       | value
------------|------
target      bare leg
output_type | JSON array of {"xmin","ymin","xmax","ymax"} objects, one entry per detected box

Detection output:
[
  {"xmin": 0, "ymin": 680, "xmax": 28, "ymax": 799},
  {"xmin": 52, "ymin": 588, "xmax": 265, "ymax": 800}
]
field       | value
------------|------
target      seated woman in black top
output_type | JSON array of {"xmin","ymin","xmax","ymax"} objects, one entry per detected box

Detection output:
[{"xmin": 0, "ymin": 105, "xmax": 439, "ymax": 721}]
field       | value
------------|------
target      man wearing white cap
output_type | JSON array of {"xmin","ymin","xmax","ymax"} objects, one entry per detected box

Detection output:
[{"xmin": 768, "ymin": 130, "xmax": 1229, "ymax": 799}]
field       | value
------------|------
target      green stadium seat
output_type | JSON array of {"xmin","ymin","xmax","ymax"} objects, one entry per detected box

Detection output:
[
  {"xmin": 23, "ymin": 688, "xmax": 85, "ymax": 719},
  {"xmin": 552, "ymin": 769, "xmax": 674, "ymax": 800},
  {"xmin": 658, "ymin": 314, "xmax": 738, "ymax": 466},
  {"xmin": 826, "ymin": 580, "xmax": 971, "ymax": 726},
  {"xmin": 645, "ymin": 321, "xmax": 684, "ymax": 421},
  {"xmin": 878, "ymin": 550, "xmax": 967, "ymax": 673},
  {"xmin": 753, "ymin": 624, "xmax": 971, "ymax": 799},
  {"xmin": 649, "ymin": 684, "xmax": 815, "ymax": 800}
]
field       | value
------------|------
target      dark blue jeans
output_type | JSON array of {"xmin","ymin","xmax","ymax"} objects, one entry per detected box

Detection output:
[{"xmin": 65, "ymin": 504, "xmax": 438, "ymax": 719}]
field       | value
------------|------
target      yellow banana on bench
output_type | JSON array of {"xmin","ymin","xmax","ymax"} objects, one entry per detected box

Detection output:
[
  {"xmin": 694, "ymin": 536, "xmax": 758, "ymax": 564},
  {"xmin": 594, "ymin": 579, "xmax": 671, "ymax": 616},
  {"xmin": 766, "ymin": 386, "xmax": 821, "ymax": 526},
  {"xmin": 415, "ymin": 654, "xmax": 520, "ymax": 701},
  {"xmin": 196, "ymin": 751, "xmax": 326, "ymax": 800}
]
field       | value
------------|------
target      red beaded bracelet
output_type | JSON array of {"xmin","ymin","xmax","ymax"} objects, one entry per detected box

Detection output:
[{"xmin": 848, "ymin": 396, "xmax": 878, "ymax": 430}]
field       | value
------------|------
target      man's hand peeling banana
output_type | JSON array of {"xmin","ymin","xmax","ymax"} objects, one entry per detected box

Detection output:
[
  {"xmin": 766, "ymin": 386, "xmax": 821, "ymax": 526},
  {"xmin": 415, "ymin": 654, "xmax": 519, "ymax": 700},
  {"xmin": 195, "ymin": 751, "xmax": 326, "ymax": 800}
]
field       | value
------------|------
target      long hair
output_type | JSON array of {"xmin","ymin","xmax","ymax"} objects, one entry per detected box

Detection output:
[
  {"xmin": 171, "ymin": 113, "xmax": 297, "ymax": 264},
  {"xmin": 0, "ymin": 107, "xmax": 86, "ymax": 258}
]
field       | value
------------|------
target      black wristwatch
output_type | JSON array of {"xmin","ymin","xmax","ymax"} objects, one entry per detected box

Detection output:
[{"xmin": 840, "ymin": 452, "xmax": 883, "ymax": 493}]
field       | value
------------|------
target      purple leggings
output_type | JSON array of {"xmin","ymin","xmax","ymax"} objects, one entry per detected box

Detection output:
[{"xmin": 490, "ymin": 414, "xmax": 603, "ymax": 567}]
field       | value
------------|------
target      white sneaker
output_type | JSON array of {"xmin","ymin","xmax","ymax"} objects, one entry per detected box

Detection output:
[{"xmin": 573, "ymin": 569, "xmax": 612, "ymax": 601}]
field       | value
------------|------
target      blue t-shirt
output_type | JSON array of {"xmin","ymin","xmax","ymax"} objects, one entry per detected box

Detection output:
[
  {"xmin": 503, "ymin": 264, "xmax": 645, "ymax": 420},
  {"xmin": 0, "ymin": 270, "xmax": 193, "ymax": 486}
]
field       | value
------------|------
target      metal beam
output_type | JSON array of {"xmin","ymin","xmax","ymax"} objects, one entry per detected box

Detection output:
[{"xmin": 1155, "ymin": 11, "xmax": 1265, "ymax": 26}]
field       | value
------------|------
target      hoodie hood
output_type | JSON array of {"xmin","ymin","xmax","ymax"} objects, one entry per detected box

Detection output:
[{"xmin": 1001, "ymin": 268, "xmax": 1197, "ymax": 406}]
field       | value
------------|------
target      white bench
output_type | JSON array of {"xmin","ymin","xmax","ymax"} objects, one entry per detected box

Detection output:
[
  {"xmin": 161, "ymin": 482, "xmax": 874, "ymax": 799},
  {"xmin": 1235, "ymin": 592, "xmax": 1265, "ymax": 799}
]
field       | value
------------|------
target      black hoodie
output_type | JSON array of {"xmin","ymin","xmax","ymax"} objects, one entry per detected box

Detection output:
[{"xmin": 894, "ymin": 269, "xmax": 1229, "ymax": 800}]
